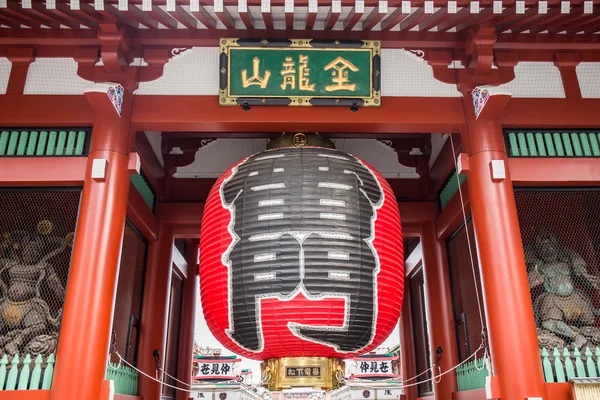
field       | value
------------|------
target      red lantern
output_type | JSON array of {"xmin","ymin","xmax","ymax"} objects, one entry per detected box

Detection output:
[{"xmin": 200, "ymin": 146, "xmax": 403, "ymax": 360}]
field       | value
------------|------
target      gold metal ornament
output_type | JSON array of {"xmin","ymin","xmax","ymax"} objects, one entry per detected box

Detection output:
[
  {"xmin": 37, "ymin": 220, "xmax": 53, "ymax": 235},
  {"xmin": 65, "ymin": 232, "xmax": 75, "ymax": 248},
  {"xmin": 292, "ymin": 133, "xmax": 308, "ymax": 147}
]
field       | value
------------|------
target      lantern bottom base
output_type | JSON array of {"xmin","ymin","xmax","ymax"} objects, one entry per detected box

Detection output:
[{"xmin": 260, "ymin": 357, "xmax": 344, "ymax": 391}]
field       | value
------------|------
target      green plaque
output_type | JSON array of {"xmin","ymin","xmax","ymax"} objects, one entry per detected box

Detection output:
[{"xmin": 219, "ymin": 39, "xmax": 381, "ymax": 107}]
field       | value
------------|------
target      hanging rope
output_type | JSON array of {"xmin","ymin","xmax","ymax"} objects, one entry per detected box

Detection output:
[
  {"xmin": 349, "ymin": 344, "xmax": 483, "ymax": 390},
  {"xmin": 448, "ymin": 133, "xmax": 493, "ymax": 375}
]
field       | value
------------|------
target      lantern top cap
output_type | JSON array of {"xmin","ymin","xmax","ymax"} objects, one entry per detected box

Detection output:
[{"xmin": 267, "ymin": 133, "xmax": 335, "ymax": 150}]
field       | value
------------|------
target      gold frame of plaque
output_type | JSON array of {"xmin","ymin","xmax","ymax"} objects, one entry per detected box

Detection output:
[{"xmin": 261, "ymin": 357, "xmax": 344, "ymax": 391}]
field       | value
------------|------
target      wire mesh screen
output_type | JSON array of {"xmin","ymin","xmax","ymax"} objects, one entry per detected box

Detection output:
[
  {"xmin": 110, "ymin": 223, "xmax": 147, "ymax": 366},
  {"xmin": 409, "ymin": 268, "xmax": 433, "ymax": 396},
  {"xmin": 0, "ymin": 189, "xmax": 81, "ymax": 359},
  {"xmin": 447, "ymin": 218, "xmax": 486, "ymax": 362},
  {"xmin": 163, "ymin": 270, "xmax": 184, "ymax": 399},
  {"xmin": 515, "ymin": 189, "xmax": 600, "ymax": 351}
]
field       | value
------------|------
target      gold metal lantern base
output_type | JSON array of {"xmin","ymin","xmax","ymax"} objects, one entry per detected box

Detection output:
[{"xmin": 260, "ymin": 357, "xmax": 344, "ymax": 391}]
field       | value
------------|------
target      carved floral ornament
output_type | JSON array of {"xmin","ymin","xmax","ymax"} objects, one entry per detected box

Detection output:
[
  {"xmin": 83, "ymin": 83, "xmax": 125, "ymax": 117},
  {"xmin": 471, "ymin": 85, "xmax": 512, "ymax": 119}
]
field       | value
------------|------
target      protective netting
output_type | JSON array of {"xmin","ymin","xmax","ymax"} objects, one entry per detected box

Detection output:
[
  {"xmin": 163, "ymin": 271, "xmax": 184, "ymax": 399},
  {"xmin": 515, "ymin": 189, "xmax": 600, "ymax": 351},
  {"xmin": 0, "ymin": 189, "xmax": 81, "ymax": 359},
  {"xmin": 110, "ymin": 223, "xmax": 147, "ymax": 366},
  {"xmin": 446, "ymin": 219, "xmax": 486, "ymax": 362}
]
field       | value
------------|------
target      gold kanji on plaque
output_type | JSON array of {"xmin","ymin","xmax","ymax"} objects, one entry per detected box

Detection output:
[
  {"xmin": 280, "ymin": 57, "xmax": 296, "ymax": 90},
  {"xmin": 324, "ymin": 56, "xmax": 359, "ymax": 92},
  {"xmin": 242, "ymin": 57, "xmax": 271, "ymax": 89},
  {"xmin": 298, "ymin": 55, "xmax": 315, "ymax": 91}
]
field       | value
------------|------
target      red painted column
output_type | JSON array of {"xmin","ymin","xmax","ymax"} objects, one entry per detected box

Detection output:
[
  {"xmin": 399, "ymin": 284, "xmax": 418, "ymax": 400},
  {"xmin": 137, "ymin": 223, "xmax": 174, "ymax": 400},
  {"xmin": 463, "ymin": 92, "xmax": 547, "ymax": 400},
  {"xmin": 51, "ymin": 90, "xmax": 134, "ymax": 400},
  {"xmin": 420, "ymin": 223, "xmax": 459, "ymax": 400},
  {"xmin": 176, "ymin": 242, "xmax": 199, "ymax": 400}
]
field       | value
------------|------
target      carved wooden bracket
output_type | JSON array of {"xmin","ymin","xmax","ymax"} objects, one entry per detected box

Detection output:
[
  {"xmin": 6, "ymin": 47, "xmax": 35, "ymax": 95},
  {"xmin": 74, "ymin": 23, "xmax": 170, "ymax": 91},
  {"xmin": 162, "ymin": 135, "xmax": 216, "ymax": 175},
  {"xmin": 554, "ymin": 52, "xmax": 582, "ymax": 98},
  {"xmin": 465, "ymin": 25, "xmax": 496, "ymax": 77},
  {"xmin": 428, "ymin": 26, "xmax": 518, "ymax": 93},
  {"xmin": 379, "ymin": 137, "xmax": 432, "ymax": 178}
]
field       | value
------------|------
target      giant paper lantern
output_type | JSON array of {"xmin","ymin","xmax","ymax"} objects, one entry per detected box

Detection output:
[{"xmin": 200, "ymin": 142, "xmax": 403, "ymax": 361}]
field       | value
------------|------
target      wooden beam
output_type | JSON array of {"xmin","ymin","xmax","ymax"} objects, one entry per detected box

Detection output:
[
  {"xmin": 343, "ymin": 7, "xmax": 365, "ymax": 31},
  {"xmin": 135, "ymin": 132, "xmax": 166, "ymax": 196},
  {"xmin": 128, "ymin": 182, "xmax": 159, "ymax": 242},
  {"xmin": 0, "ymin": 95, "xmax": 95, "ymax": 126},
  {"xmin": 508, "ymin": 158, "xmax": 600, "ymax": 186},
  {"xmin": 283, "ymin": 10, "xmax": 294, "ymax": 30},
  {"xmin": 262, "ymin": 9, "xmax": 274, "ymax": 29},
  {"xmin": 361, "ymin": 8, "xmax": 387, "ymax": 31},
  {"xmin": 436, "ymin": 180, "xmax": 469, "ymax": 241},
  {"xmin": 305, "ymin": 9, "xmax": 317, "ymax": 30},
  {"xmin": 156, "ymin": 202, "xmax": 204, "ymax": 224},
  {"xmin": 49, "ymin": 3, "xmax": 99, "ymax": 28},
  {"xmin": 398, "ymin": 8, "xmax": 427, "ymax": 31},
  {"xmin": 168, "ymin": 6, "xmax": 199, "ymax": 29},
  {"xmin": 0, "ymin": 157, "xmax": 86, "ymax": 186},
  {"xmin": 437, "ymin": 7, "xmax": 471, "ymax": 32},
  {"xmin": 399, "ymin": 202, "xmax": 437, "ymax": 224},
  {"xmin": 419, "ymin": 7, "xmax": 448, "ymax": 31},
  {"xmin": 429, "ymin": 134, "xmax": 462, "ymax": 195},
  {"xmin": 380, "ymin": 7, "xmax": 410, "ymax": 31},
  {"xmin": 0, "ymin": 9, "xmax": 41, "ymax": 28},
  {"xmin": 146, "ymin": 4, "xmax": 180, "ymax": 29},
  {"xmin": 132, "ymin": 96, "xmax": 464, "ymax": 133},
  {"xmin": 501, "ymin": 99, "xmax": 600, "ymax": 128},
  {"xmin": 214, "ymin": 6, "xmax": 236, "ymax": 29},
  {"xmin": 238, "ymin": 9, "xmax": 255, "ymax": 29},
  {"xmin": 324, "ymin": 6, "xmax": 341, "ymax": 30}
]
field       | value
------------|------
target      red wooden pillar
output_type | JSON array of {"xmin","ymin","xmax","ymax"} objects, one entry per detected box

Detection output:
[
  {"xmin": 137, "ymin": 223, "xmax": 174, "ymax": 400},
  {"xmin": 399, "ymin": 284, "xmax": 418, "ymax": 400},
  {"xmin": 420, "ymin": 223, "xmax": 459, "ymax": 400},
  {"xmin": 176, "ymin": 242, "xmax": 199, "ymax": 400},
  {"xmin": 50, "ymin": 89, "xmax": 134, "ymax": 400},
  {"xmin": 463, "ymin": 92, "xmax": 547, "ymax": 400}
]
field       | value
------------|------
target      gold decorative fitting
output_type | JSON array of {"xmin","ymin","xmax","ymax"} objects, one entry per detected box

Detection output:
[
  {"xmin": 65, "ymin": 232, "xmax": 75, "ymax": 247},
  {"xmin": 37, "ymin": 220, "xmax": 53, "ymax": 235},
  {"xmin": 292, "ymin": 133, "xmax": 308, "ymax": 147},
  {"xmin": 261, "ymin": 39, "xmax": 269, "ymax": 45},
  {"xmin": 221, "ymin": 67, "xmax": 227, "ymax": 74}
]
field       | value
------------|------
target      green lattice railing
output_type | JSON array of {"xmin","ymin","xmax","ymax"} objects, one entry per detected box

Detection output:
[
  {"xmin": 457, "ymin": 347, "xmax": 600, "ymax": 391},
  {"xmin": 506, "ymin": 131, "xmax": 600, "ymax": 158},
  {"xmin": 456, "ymin": 357, "xmax": 488, "ymax": 391},
  {"xmin": 130, "ymin": 173, "xmax": 156, "ymax": 212},
  {"xmin": 106, "ymin": 361, "xmax": 139, "ymax": 396},
  {"xmin": 542, "ymin": 347, "xmax": 600, "ymax": 383},
  {"xmin": 0, "ymin": 353, "xmax": 138, "ymax": 395},
  {"xmin": 0, "ymin": 130, "xmax": 90, "ymax": 156},
  {"xmin": 438, "ymin": 170, "xmax": 467, "ymax": 210},
  {"xmin": 0, "ymin": 354, "xmax": 55, "ymax": 391}
]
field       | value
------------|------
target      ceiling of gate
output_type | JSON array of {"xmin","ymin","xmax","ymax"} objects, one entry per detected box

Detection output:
[
  {"xmin": 145, "ymin": 132, "xmax": 447, "ymax": 180},
  {"xmin": 0, "ymin": 1, "xmax": 598, "ymax": 36}
]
